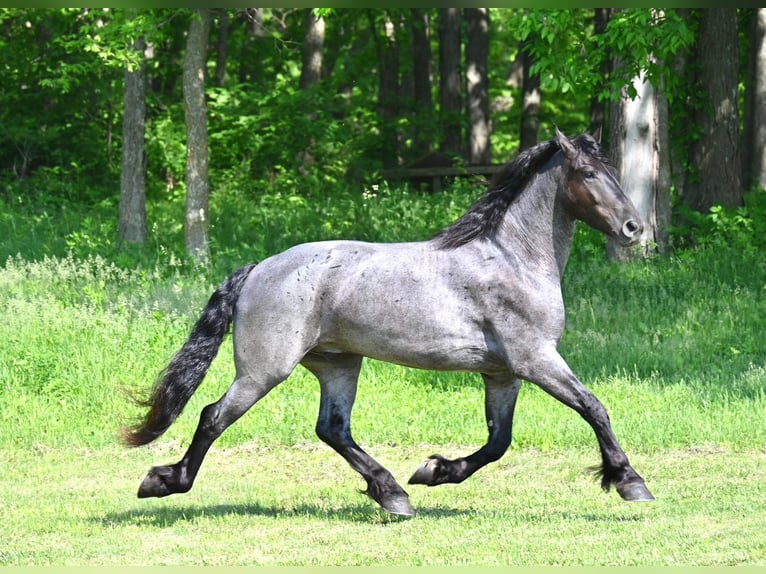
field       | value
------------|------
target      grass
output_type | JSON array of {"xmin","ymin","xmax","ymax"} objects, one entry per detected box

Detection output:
[
  {"xmin": 1, "ymin": 180, "xmax": 765, "ymax": 565},
  {"xmin": 1, "ymin": 443, "xmax": 764, "ymax": 565}
]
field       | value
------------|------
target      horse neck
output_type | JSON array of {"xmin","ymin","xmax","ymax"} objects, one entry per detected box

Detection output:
[{"xmin": 496, "ymin": 164, "xmax": 576, "ymax": 279}]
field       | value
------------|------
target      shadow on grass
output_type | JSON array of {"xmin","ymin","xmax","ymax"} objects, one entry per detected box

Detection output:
[{"xmin": 99, "ymin": 500, "xmax": 645, "ymax": 527}]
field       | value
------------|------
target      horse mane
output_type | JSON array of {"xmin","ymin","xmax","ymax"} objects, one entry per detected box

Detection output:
[{"xmin": 432, "ymin": 138, "xmax": 561, "ymax": 249}]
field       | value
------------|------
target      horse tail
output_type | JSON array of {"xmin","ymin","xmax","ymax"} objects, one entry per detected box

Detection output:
[{"xmin": 121, "ymin": 263, "xmax": 257, "ymax": 447}]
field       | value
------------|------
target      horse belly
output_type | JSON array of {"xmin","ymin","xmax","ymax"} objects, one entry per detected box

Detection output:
[{"xmin": 319, "ymin": 283, "xmax": 503, "ymax": 372}]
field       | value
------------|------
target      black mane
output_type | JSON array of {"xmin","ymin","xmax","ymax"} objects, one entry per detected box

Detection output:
[
  {"xmin": 432, "ymin": 133, "xmax": 610, "ymax": 250},
  {"xmin": 432, "ymin": 138, "xmax": 561, "ymax": 249}
]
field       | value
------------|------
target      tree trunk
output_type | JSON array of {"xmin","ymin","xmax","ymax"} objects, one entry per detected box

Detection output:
[
  {"xmin": 668, "ymin": 8, "xmax": 691, "ymax": 202},
  {"xmin": 183, "ymin": 8, "xmax": 212, "ymax": 264},
  {"xmin": 238, "ymin": 9, "xmax": 264, "ymax": 84},
  {"xmin": 410, "ymin": 9, "xmax": 434, "ymax": 154},
  {"xmin": 742, "ymin": 8, "xmax": 766, "ymax": 190},
  {"xmin": 299, "ymin": 9, "xmax": 325, "ymax": 89},
  {"xmin": 439, "ymin": 8, "xmax": 462, "ymax": 157},
  {"xmin": 607, "ymin": 67, "xmax": 672, "ymax": 260},
  {"xmin": 685, "ymin": 9, "xmax": 742, "ymax": 213},
  {"xmin": 589, "ymin": 8, "xmax": 612, "ymax": 133},
  {"xmin": 519, "ymin": 38, "xmax": 540, "ymax": 151},
  {"xmin": 118, "ymin": 32, "xmax": 147, "ymax": 246},
  {"xmin": 465, "ymin": 8, "xmax": 490, "ymax": 164},
  {"xmin": 372, "ymin": 11, "xmax": 400, "ymax": 168},
  {"xmin": 213, "ymin": 9, "xmax": 229, "ymax": 88}
]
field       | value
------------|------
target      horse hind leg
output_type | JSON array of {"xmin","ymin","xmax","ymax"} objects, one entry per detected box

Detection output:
[
  {"xmin": 302, "ymin": 352, "xmax": 415, "ymax": 517},
  {"xmin": 409, "ymin": 374, "xmax": 520, "ymax": 486},
  {"xmin": 137, "ymin": 372, "xmax": 285, "ymax": 498}
]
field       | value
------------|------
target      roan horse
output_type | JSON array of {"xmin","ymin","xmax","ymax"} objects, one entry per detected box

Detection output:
[{"xmin": 122, "ymin": 128, "xmax": 655, "ymax": 516}]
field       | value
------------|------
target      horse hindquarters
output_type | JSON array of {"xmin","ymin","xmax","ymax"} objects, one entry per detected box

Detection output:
[{"xmin": 134, "ymin": 263, "xmax": 316, "ymax": 499}]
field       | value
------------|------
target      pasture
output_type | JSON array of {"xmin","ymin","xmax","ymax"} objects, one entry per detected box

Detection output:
[{"xmin": 1, "ymin": 183, "xmax": 765, "ymax": 565}]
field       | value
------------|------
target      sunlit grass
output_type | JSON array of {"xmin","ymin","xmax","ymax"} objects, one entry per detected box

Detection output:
[{"xmin": 1, "ymin": 444, "xmax": 764, "ymax": 565}]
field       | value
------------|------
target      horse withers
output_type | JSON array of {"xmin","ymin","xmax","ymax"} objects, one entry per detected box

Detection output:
[{"xmin": 122, "ymin": 128, "xmax": 654, "ymax": 517}]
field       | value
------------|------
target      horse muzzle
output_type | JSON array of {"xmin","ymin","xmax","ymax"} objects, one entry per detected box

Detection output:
[{"xmin": 619, "ymin": 218, "xmax": 643, "ymax": 246}]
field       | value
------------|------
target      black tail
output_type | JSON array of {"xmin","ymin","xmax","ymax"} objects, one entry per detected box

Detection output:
[{"xmin": 121, "ymin": 264, "xmax": 257, "ymax": 447}]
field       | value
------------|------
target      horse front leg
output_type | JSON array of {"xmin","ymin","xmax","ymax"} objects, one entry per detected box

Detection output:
[
  {"xmin": 409, "ymin": 373, "xmax": 521, "ymax": 486},
  {"xmin": 520, "ymin": 348, "xmax": 654, "ymax": 501}
]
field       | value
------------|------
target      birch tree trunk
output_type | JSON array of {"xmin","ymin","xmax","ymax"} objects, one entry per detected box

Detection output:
[
  {"xmin": 118, "ymin": 31, "xmax": 147, "ymax": 246},
  {"xmin": 608, "ymin": 68, "xmax": 672, "ymax": 260},
  {"xmin": 183, "ymin": 9, "xmax": 212, "ymax": 264}
]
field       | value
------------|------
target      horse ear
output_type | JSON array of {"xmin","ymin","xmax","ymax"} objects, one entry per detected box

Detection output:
[
  {"xmin": 555, "ymin": 126, "xmax": 577, "ymax": 160},
  {"xmin": 592, "ymin": 126, "xmax": 602, "ymax": 144}
]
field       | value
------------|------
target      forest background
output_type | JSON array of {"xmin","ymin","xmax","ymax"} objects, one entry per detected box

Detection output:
[{"xmin": 1, "ymin": 7, "xmax": 765, "ymax": 267}]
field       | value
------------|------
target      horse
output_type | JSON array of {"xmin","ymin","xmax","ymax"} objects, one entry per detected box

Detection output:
[{"xmin": 122, "ymin": 128, "xmax": 655, "ymax": 517}]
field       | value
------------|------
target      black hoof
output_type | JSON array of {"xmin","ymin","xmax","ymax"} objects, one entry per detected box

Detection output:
[
  {"xmin": 617, "ymin": 480, "xmax": 655, "ymax": 502},
  {"xmin": 380, "ymin": 493, "xmax": 415, "ymax": 517},
  {"xmin": 137, "ymin": 467, "xmax": 178, "ymax": 498},
  {"xmin": 408, "ymin": 455, "xmax": 448, "ymax": 486}
]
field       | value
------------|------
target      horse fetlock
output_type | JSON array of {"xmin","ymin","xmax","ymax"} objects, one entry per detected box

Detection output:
[{"xmin": 408, "ymin": 454, "xmax": 456, "ymax": 486}]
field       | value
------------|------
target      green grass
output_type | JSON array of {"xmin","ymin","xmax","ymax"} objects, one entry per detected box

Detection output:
[
  {"xmin": 1, "ymin": 443, "xmax": 764, "ymax": 565},
  {"xmin": 1, "ymin": 181, "xmax": 765, "ymax": 565}
]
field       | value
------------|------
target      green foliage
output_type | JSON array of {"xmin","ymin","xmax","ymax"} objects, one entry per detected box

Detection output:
[
  {"xmin": 671, "ymin": 186, "xmax": 766, "ymax": 254},
  {"xmin": 516, "ymin": 9, "xmax": 695, "ymax": 103}
]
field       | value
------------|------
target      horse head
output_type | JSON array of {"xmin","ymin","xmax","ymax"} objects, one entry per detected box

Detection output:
[{"xmin": 556, "ymin": 127, "xmax": 643, "ymax": 247}]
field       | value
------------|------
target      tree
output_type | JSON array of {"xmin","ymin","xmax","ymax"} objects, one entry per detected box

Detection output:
[
  {"xmin": 371, "ymin": 11, "xmax": 400, "ymax": 168},
  {"xmin": 465, "ymin": 8, "xmax": 490, "ymax": 164},
  {"xmin": 518, "ymin": 36, "xmax": 541, "ymax": 151},
  {"xmin": 589, "ymin": 8, "xmax": 612, "ymax": 133},
  {"xmin": 299, "ymin": 9, "xmax": 325, "ymax": 89},
  {"xmin": 439, "ymin": 8, "xmax": 462, "ymax": 157},
  {"xmin": 742, "ymin": 8, "xmax": 766, "ymax": 191},
  {"xmin": 213, "ymin": 9, "xmax": 230, "ymax": 88},
  {"xmin": 183, "ymin": 8, "xmax": 212, "ymax": 264},
  {"xmin": 608, "ymin": 68, "xmax": 672, "ymax": 260},
  {"xmin": 410, "ymin": 9, "xmax": 434, "ymax": 154},
  {"xmin": 118, "ymin": 26, "xmax": 147, "ymax": 246},
  {"xmin": 685, "ymin": 9, "xmax": 742, "ymax": 213},
  {"xmin": 607, "ymin": 10, "xmax": 672, "ymax": 260}
]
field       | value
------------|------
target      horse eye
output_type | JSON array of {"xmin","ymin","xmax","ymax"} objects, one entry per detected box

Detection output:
[{"xmin": 583, "ymin": 171, "xmax": 596, "ymax": 181}]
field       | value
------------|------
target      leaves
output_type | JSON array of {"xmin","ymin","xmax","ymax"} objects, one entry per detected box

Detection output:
[{"xmin": 513, "ymin": 9, "xmax": 695, "ymax": 103}]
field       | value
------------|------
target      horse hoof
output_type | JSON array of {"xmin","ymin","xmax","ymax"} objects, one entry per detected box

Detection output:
[
  {"xmin": 408, "ymin": 456, "xmax": 445, "ymax": 486},
  {"xmin": 617, "ymin": 480, "xmax": 655, "ymax": 502},
  {"xmin": 137, "ymin": 468, "xmax": 172, "ymax": 498},
  {"xmin": 381, "ymin": 494, "xmax": 415, "ymax": 517}
]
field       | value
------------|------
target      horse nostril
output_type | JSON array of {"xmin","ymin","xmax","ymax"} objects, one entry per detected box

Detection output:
[{"xmin": 623, "ymin": 219, "xmax": 641, "ymax": 237}]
